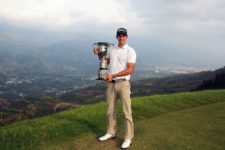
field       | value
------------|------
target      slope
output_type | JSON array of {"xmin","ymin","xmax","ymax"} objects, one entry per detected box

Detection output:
[{"xmin": 0, "ymin": 89, "xmax": 225, "ymax": 150}]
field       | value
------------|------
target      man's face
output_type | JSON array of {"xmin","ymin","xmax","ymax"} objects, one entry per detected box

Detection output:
[{"xmin": 116, "ymin": 34, "xmax": 128, "ymax": 46}]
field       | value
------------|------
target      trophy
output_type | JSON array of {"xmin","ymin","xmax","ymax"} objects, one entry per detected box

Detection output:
[{"xmin": 93, "ymin": 42, "xmax": 114, "ymax": 80}]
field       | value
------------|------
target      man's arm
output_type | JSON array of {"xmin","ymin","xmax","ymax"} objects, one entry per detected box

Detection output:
[{"xmin": 106, "ymin": 63, "xmax": 135, "ymax": 81}]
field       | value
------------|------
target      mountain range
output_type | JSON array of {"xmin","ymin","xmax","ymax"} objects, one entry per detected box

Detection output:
[{"xmin": 0, "ymin": 19, "xmax": 221, "ymax": 78}]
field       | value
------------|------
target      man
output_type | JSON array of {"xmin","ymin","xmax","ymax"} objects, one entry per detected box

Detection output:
[{"xmin": 93, "ymin": 27, "xmax": 136, "ymax": 149}]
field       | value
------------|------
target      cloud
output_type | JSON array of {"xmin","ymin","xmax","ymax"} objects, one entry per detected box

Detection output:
[
  {"xmin": 0, "ymin": 0, "xmax": 225, "ymax": 67},
  {"xmin": 129, "ymin": 1, "xmax": 224, "ymax": 34},
  {"xmin": 127, "ymin": 0, "xmax": 225, "ymax": 50},
  {"xmin": 0, "ymin": 0, "xmax": 224, "ymax": 31},
  {"xmin": 0, "ymin": 0, "xmax": 142, "ymax": 30}
]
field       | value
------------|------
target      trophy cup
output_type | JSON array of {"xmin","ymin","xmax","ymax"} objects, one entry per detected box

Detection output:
[{"xmin": 93, "ymin": 42, "xmax": 114, "ymax": 80}]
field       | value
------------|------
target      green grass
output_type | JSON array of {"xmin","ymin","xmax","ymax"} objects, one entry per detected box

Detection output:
[
  {"xmin": 55, "ymin": 101, "xmax": 225, "ymax": 150},
  {"xmin": 1, "ymin": 89, "xmax": 225, "ymax": 150}
]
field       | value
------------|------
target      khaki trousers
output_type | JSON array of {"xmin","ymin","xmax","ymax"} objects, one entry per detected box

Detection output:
[{"xmin": 106, "ymin": 80, "xmax": 134, "ymax": 140}]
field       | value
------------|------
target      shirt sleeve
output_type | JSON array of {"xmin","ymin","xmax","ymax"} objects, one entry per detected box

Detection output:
[{"xmin": 127, "ymin": 48, "xmax": 136, "ymax": 63}]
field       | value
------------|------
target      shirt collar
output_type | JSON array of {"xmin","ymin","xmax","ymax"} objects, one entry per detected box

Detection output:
[{"xmin": 116, "ymin": 44, "xmax": 128, "ymax": 49}]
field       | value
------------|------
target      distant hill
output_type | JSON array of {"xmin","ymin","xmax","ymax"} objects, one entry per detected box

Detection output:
[
  {"xmin": 0, "ymin": 20, "xmax": 219, "ymax": 78},
  {"xmin": 0, "ymin": 89, "xmax": 225, "ymax": 150},
  {"xmin": 60, "ymin": 66, "xmax": 225, "ymax": 104},
  {"xmin": 196, "ymin": 67, "xmax": 225, "ymax": 90},
  {"xmin": 0, "ymin": 39, "xmax": 97, "ymax": 75},
  {"xmin": 1, "ymin": 66, "xmax": 224, "ymax": 126}
]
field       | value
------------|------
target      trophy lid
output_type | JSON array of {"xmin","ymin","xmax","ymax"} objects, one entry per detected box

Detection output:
[{"xmin": 93, "ymin": 42, "xmax": 114, "ymax": 47}]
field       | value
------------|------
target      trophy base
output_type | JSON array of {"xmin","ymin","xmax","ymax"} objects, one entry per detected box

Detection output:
[{"xmin": 98, "ymin": 69, "xmax": 107, "ymax": 80}]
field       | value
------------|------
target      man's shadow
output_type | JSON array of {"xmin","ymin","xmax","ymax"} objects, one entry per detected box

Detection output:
[
  {"xmin": 75, "ymin": 118, "xmax": 123, "ymax": 147},
  {"xmin": 56, "ymin": 116, "xmax": 123, "ymax": 147}
]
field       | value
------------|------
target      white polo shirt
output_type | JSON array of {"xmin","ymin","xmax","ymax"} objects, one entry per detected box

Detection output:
[{"xmin": 106, "ymin": 44, "xmax": 136, "ymax": 80}]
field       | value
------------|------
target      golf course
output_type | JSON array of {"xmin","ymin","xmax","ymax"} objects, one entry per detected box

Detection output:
[{"xmin": 1, "ymin": 89, "xmax": 225, "ymax": 150}]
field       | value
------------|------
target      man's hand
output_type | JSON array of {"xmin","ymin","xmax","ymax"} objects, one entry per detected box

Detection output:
[
  {"xmin": 107, "ymin": 63, "xmax": 135, "ymax": 79},
  {"xmin": 93, "ymin": 47, "xmax": 99, "ymax": 54},
  {"xmin": 105, "ymin": 74, "xmax": 113, "ymax": 82}
]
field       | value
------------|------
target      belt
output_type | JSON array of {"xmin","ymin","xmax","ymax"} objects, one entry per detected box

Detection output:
[{"xmin": 112, "ymin": 78, "xmax": 127, "ymax": 83}]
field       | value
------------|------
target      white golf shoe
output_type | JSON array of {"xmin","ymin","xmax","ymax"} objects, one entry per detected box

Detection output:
[
  {"xmin": 98, "ymin": 133, "xmax": 115, "ymax": 141},
  {"xmin": 121, "ymin": 139, "xmax": 132, "ymax": 149}
]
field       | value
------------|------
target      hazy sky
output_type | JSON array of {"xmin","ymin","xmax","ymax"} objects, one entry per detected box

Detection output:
[{"xmin": 0, "ymin": 0, "xmax": 225, "ymax": 67}]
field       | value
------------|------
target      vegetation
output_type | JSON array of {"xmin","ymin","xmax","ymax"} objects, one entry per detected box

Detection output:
[
  {"xmin": 0, "ymin": 96, "xmax": 76, "ymax": 126},
  {"xmin": 197, "ymin": 71, "xmax": 225, "ymax": 90},
  {"xmin": 0, "ymin": 89, "xmax": 225, "ymax": 150}
]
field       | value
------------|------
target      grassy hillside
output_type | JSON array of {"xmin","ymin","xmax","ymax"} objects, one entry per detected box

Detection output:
[
  {"xmin": 1, "ymin": 89, "xmax": 225, "ymax": 150},
  {"xmin": 55, "ymin": 101, "xmax": 225, "ymax": 150}
]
